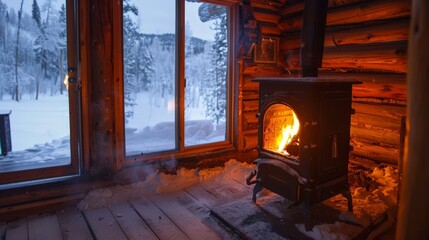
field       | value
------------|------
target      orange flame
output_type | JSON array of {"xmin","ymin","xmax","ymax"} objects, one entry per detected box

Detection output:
[{"xmin": 276, "ymin": 112, "xmax": 300, "ymax": 155}]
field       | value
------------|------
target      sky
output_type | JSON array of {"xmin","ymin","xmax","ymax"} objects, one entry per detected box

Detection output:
[
  {"xmin": 6, "ymin": 0, "xmax": 217, "ymax": 41},
  {"xmin": 134, "ymin": 1, "xmax": 216, "ymax": 41}
]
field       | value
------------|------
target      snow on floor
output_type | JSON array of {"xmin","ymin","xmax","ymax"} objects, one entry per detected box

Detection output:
[
  {"xmin": 296, "ymin": 166, "xmax": 398, "ymax": 240},
  {"xmin": 77, "ymin": 159, "xmax": 254, "ymax": 210},
  {"xmin": 77, "ymin": 159, "xmax": 398, "ymax": 240}
]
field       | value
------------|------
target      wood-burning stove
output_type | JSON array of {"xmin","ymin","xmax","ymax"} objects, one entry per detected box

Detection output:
[{"xmin": 247, "ymin": 77, "xmax": 360, "ymax": 230}]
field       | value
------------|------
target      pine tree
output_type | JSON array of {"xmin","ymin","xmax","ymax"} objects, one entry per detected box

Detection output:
[
  {"xmin": 14, "ymin": 0, "xmax": 25, "ymax": 102},
  {"xmin": 204, "ymin": 14, "xmax": 228, "ymax": 125},
  {"xmin": 123, "ymin": 0, "xmax": 154, "ymax": 122}
]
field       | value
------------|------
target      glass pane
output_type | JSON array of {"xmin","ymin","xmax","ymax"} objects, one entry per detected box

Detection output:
[
  {"xmin": 184, "ymin": 2, "xmax": 228, "ymax": 146},
  {"xmin": 0, "ymin": 0, "xmax": 70, "ymax": 173},
  {"xmin": 124, "ymin": 0, "xmax": 176, "ymax": 155}
]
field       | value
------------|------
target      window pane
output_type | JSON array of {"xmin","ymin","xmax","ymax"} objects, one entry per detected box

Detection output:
[
  {"xmin": 0, "ymin": 0, "xmax": 70, "ymax": 172},
  {"xmin": 124, "ymin": 0, "xmax": 176, "ymax": 155},
  {"xmin": 184, "ymin": 2, "xmax": 228, "ymax": 146}
]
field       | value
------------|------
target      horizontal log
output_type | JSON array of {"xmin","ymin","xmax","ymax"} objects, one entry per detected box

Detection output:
[
  {"xmin": 281, "ymin": 18, "xmax": 410, "ymax": 50},
  {"xmin": 281, "ymin": 41, "xmax": 407, "ymax": 73},
  {"xmin": 243, "ymin": 100, "xmax": 259, "ymax": 112},
  {"xmin": 250, "ymin": 0, "xmax": 285, "ymax": 11},
  {"xmin": 352, "ymin": 101, "xmax": 406, "ymax": 119},
  {"xmin": 243, "ymin": 130, "xmax": 258, "ymax": 151},
  {"xmin": 351, "ymin": 111, "xmax": 401, "ymax": 131},
  {"xmin": 318, "ymin": 72, "xmax": 407, "ymax": 101},
  {"xmin": 243, "ymin": 112, "xmax": 258, "ymax": 131},
  {"xmin": 351, "ymin": 139, "xmax": 398, "ymax": 164},
  {"xmin": 351, "ymin": 125, "xmax": 400, "ymax": 147},
  {"xmin": 261, "ymin": 23, "xmax": 282, "ymax": 35},
  {"xmin": 279, "ymin": 0, "xmax": 411, "ymax": 31},
  {"xmin": 280, "ymin": 0, "xmax": 364, "ymax": 16},
  {"xmin": 253, "ymin": 8, "xmax": 281, "ymax": 24},
  {"xmin": 352, "ymin": 82, "xmax": 407, "ymax": 100}
]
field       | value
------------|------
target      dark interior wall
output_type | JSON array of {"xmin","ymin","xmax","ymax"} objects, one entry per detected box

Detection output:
[{"xmin": 237, "ymin": 0, "xmax": 410, "ymax": 165}]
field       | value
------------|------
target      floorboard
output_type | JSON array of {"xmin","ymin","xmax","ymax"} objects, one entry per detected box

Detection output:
[
  {"xmin": 5, "ymin": 218, "xmax": 28, "ymax": 240},
  {"xmin": 109, "ymin": 202, "xmax": 158, "ymax": 240},
  {"xmin": 57, "ymin": 208, "xmax": 94, "ymax": 240},
  {"xmin": 27, "ymin": 214, "xmax": 63, "ymax": 240},
  {"xmin": 83, "ymin": 207, "xmax": 127, "ymax": 240},
  {"xmin": 150, "ymin": 194, "xmax": 223, "ymax": 240},
  {"xmin": 129, "ymin": 197, "xmax": 190, "ymax": 240},
  {"xmin": 0, "ymin": 170, "xmax": 395, "ymax": 240},
  {"xmin": 0, "ymin": 221, "xmax": 6, "ymax": 240}
]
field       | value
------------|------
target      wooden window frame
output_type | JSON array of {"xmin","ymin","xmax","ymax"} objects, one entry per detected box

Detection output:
[
  {"xmin": 114, "ymin": 0, "xmax": 240, "ymax": 165},
  {"xmin": 0, "ymin": 0, "xmax": 81, "ymax": 186}
]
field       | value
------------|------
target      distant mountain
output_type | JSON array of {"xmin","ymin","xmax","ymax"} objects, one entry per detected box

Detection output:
[{"xmin": 142, "ymin": 33, "xmax": 209, "ymax": 55}]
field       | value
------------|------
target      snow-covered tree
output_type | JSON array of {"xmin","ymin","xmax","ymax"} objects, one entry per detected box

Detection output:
[
  {"xmin": 123, "ymin": 0, "xmax": 154, "ymax": 122},
  {"xmin": 203, "ymin": 14, "xmax": 228, "ymax": 125},
  {"xmin": 14, "ymin": 0, "xmax": 24, "ymax": 102}
]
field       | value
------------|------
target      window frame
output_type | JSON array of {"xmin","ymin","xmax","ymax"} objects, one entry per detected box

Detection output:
[
  {"xmin": 0, "ymin": 0, "xmax": 81, "ymax": 186},
  {"xmin": 118, "ymin": 0, "xmax": 239, "ymax": 164}
]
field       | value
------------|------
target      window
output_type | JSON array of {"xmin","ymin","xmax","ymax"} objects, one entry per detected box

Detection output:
[
  {"xmin": 0, "ymin": 0, "xmax": 80, "ymax": 185},
  {"xmin": 123, "ymin": 0, "xmax": 234, "ymax": 158}
]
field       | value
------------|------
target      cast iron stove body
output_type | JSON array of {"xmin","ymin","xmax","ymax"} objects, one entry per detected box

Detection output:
[{"xmin": 247, "ymin": 77, "xmax": 359, "ymax": 230}]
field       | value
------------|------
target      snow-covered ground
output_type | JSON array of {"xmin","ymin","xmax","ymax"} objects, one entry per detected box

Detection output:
[{"xmin": 0, "ymin": 92, "xmax": 224, "ymax": 172}]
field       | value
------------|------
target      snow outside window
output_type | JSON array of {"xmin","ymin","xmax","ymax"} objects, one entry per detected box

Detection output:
[{"xmin": 124, "ymin": 1, "xmax": 230, "ymax": 156}]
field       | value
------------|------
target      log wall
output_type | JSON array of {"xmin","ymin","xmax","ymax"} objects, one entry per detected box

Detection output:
[{"xmin": 238, "ymin": 0, "xmax": 410, "ymax": 165}]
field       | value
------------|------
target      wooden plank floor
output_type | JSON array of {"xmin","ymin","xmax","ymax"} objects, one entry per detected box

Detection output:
[
  {"xmin": 0, "ymin": 177, "xmax": 249, "ymax": 240},
  {"xmin": 0, "ymin": 174, "xmax": 391, "ymax": 240}
]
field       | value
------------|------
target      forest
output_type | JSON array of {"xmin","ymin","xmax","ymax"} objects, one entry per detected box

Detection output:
[{"xmin": 0, "ymin": 0, "xmax": 228, "ymax": 126}]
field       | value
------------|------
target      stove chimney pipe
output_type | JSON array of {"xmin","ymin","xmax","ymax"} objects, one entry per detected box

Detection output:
[{"xmin": 300, "ymin": 0, "xmax": 329, "ymax": 77}]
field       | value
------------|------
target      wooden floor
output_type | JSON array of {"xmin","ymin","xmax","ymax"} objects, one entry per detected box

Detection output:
[
  {"xmin": 0, "ymin": 176, "xmax": 251, "ymax": 240},
  {"xmin": 0, "ymin": 172, "xmax": 393, "ymax": 240}
]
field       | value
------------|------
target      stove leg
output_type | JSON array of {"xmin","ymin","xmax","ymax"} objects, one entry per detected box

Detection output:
[
  {"xmin": 299, "ymin": 204, "xmax": 315, "ymax": 231},
  {"xmin": 252, "ymin": 183, "xmax": 263, "ymax": 203},
  {"xmin": 342, "ymin": 188, "xmax": 353, "ymax": 212}
]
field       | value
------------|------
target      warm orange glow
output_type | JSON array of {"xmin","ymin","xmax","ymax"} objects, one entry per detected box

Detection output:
[
  {"xmin": 63, "ymin": 74, "xmax": 69, "ymax": 90},
  {"xmin": 276, "ymin": 111, "xmax": 300, "ymax": 155}
]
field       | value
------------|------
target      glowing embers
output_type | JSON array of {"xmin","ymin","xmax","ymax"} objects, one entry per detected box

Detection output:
[{"xmin": 262, "ymin": 104, "xmax": 300, "ymax": 157}]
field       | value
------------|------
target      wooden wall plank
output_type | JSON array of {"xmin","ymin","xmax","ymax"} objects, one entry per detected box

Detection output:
[
  {"xmin": 28, "ymin": 214, "xmax": 63, "ymax": 240},
  {"xmin": 282, "ymin": 41, "xmax": 407, "ymax": 73},
  {"xmin": 83, "ymin": 207, "xmax": 127, "ymax": 240},
  {"xmin": 281, "ymin": 18, "xmax": 409, "ymax": 50},
  {"xmin": 109, "ymin": 203, "xmax": 158, "ymax": 240},
  {"xmin": 57, "ymin": 208, "xmax": 94, "ymax": 240},
  {"xmin": 279, "ymin": 0, "xmax": 411, "ymax": 31},
  {"xmin": 89, "ymin": 0, "xmax": 117, "ymax": 175},
  {"xmin": 397, "ymin": 0, "xmax": 429, "ymax": 237}
]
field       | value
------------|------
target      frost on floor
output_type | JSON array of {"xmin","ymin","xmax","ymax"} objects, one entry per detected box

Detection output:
[
  {"xmin": 212, "ymin": 165, "xmax": 398, "ymax": 240},
  {"xmin": 77, "ymin": 159, "xmax": 254, "ymax": 210},
  {"xmin": 77, "ymin": 160, "xmax": 398, "ymax": 240}
]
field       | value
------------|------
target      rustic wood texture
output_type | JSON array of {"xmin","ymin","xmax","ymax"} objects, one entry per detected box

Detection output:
[
  {"xmin": 350, "ymin": 102, "xmax": 405, "ymax": 164},
  {"xmin": 108, "ymin": 203, "xmax": 158, "ymax": 240},
  {"xmin": 279, "ymin": 0, "xmax": 411, "ymax": 31},
  {"xmin": 28, "ymin": 214, "xmax": 63, "ymax": 240},
  {"xmin": 84, "ymin": 207, "xmax": 128, "ymax": 240},
  {"xmin": 282, "ymin": 41, "xmax": 407, "ymax": 73},
  {"xmin": 397, "ymin": 0, "xmax": 429, "ymax": 238},
  {"xmin": 282, "ymin": 18, "xmax": 410, "ymax": 50},
  {"xmin": 57, "ymin": 208, "xmax": 94, "ymax": 240},
  {"xmin": 89, "ymin": 0, "xmax": 117, "ymax": 175}
]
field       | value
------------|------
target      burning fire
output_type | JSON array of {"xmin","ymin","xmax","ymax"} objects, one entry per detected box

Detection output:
[{"xmin": 277, "ymin": 111, "xmax": 300, "ymax": 155}]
